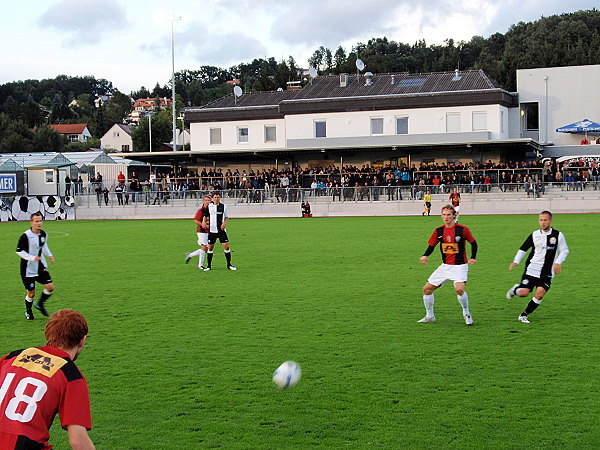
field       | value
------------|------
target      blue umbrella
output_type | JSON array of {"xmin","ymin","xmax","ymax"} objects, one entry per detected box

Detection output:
[{"xmin": 556, "ymin": 119, "xmax": 600, "ymax": 140}]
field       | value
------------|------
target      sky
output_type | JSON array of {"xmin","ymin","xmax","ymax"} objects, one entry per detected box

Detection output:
[{"xmin": 0, "ymin": 0, "xmax": 597, "ymax": 94}]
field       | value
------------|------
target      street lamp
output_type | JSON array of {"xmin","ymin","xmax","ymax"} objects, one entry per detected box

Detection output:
[{"xmin": 170, "ymin": 16, "xmax": 182, "ymax": 151}]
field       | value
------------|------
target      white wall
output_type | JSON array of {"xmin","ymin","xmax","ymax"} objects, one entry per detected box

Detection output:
[
  {"xmin": 285, "ymin": 105, "xmax": 506, "ymax": 140},
  {"xmin": 101, "ymin": 125, "xmax": 133, "ymax": 151},
  {"xmin": 27, "ymin": 169, "xmax": 58, "ymax": 195},
  {"xmin": 190, "ymin": 104, "xmax": 508, "ymax": 153},
  {"xmin": 190, "ymin": 118, "xmax": 286, "ymax": 152},
  {"xmin": 80, "ymin": 128, "xmax": 92, "ymax": 143},
  {"xmin": 517, "ymin": 65, "xmax": 600, "ymax": 146}
]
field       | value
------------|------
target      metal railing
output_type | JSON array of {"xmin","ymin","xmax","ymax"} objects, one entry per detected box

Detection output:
[{"xmin": 73, "ymin": 181, "xmax": 600, "ymax": 208}]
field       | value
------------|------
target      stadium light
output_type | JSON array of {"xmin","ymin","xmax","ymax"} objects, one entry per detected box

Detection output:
[{"xmin": 170, "ymin": 16, "xmax": 182, "ymax": 151}]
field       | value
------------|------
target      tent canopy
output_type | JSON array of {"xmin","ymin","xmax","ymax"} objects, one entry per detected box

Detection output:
[{"xmin": 556, "ymin": 118, "xmax": 600, "ymax": 135}]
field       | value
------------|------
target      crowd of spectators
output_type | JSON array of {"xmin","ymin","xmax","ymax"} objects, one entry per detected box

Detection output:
[{"xmin": 79, "ymin": 156, "xmax": 600, "ymax": 205}]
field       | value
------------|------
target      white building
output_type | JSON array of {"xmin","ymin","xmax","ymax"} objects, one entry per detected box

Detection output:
[
  {"xmin": 516, "ymin": 64, "xmax": 600, "ymax": 152},
  {"xmin": 118, "ymin": 65, "xmax": 600, "ymax": 168},
  {"xmin": 101, "ymin": 124, "xmax": 133, "ymax": 152}
]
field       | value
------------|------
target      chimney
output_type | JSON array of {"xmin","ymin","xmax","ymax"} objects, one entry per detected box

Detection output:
[
  {"xmin": 364, "ymin": 72, "xmax": 374, "ymax": 86},
  {"xmin": 339, "ymin": 73, "xmax": 348, "ymax": 87}
]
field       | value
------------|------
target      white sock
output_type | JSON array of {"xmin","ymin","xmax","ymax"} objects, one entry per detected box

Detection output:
[
  {"xmin": 188, "ymin": 249, "xmax": 202, "ymax": 257},
  {"xmin": 25, "ymin": 295, "xmax": 33, "ymax": 304},
  {"xmin": 423, "ymin": 294, "xmax": 435, "ymax": 317},
  {"xmin": 457, "ymin": 293, "xmax": 470, "ymax": 315},
  {"xmin": 199, "ymin": 250, "xmax": 206, "ymax": 267}
]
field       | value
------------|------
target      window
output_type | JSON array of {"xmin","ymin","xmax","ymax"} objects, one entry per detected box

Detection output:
[
  {"xmin": 371, "ymin": 118, "xmax": 384, "ymax": 135},
  {"xmin": 210, "ymin": 128, "xmax": 222, "ymax": 145},
  {"xmin": 121, "ymin": 144, "xmax": 130, "ymax": 152},
  {"xmin": 521, "ymin": 103, "xmax": 539, "ymax": 130},
  {"xmin": 472, "ymin": 111, "xmax": 487, "ymax": 131},
  {"xmin": 398, "ymin": 77, "xmax": 426, "ymax": 88},
  {"xmin": 315, "ymin": 121, "xmax": 326, "ymax": 138},
  {"xmin": 44, "ymin": 170, "xmax": 54, "ymax": 184},
  {"xmin": 396, "ymin": 117, "xmax": 408, "ymax": 135},
  {"xmin": 237, "ymin": 127, "xmax": 249, "ymax": 143},
  {"xmin": 446, "ymin": 113, "xmax": 460, "ymax": 133},
  {"xmin": 264, "ymin": 125, "xmax": 276, "ymax": 143}
]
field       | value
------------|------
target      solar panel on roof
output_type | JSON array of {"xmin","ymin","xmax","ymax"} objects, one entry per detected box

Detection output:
[{"xmin": 398, "ymin": 77, "xmax": 427, "ymax": 87}]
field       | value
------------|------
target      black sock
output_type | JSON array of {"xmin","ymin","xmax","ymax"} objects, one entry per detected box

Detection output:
[
  {"xmin": 522, "ymin": 300, "xmax": 540, "ymax": 316},
  {"xmin": 225, "ymin": 251, "xmax": 232, "ymax": 266},
  {"xmin": 40, "ymin": 291, "xmax": 52, "ymax": 304},
  {"xmin": 207, "ymin": 252, "xmax": 213, "ymax": 267},
  {"xmin": 25, "ymin": 299, "xmax": 33, "ymax": 312}
]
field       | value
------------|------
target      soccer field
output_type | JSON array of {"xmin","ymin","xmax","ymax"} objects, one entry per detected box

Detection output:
[{"xmin": 1, "ymin": 214, "xmax": 599, "ymax": 448}]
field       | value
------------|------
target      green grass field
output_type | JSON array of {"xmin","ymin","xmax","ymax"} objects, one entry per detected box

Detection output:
[{"xmin": 1, "ymin": 214, "xmax": 599, "ymax": 449}]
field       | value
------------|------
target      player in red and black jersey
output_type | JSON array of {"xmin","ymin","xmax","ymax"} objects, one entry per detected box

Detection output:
[
  {"xmin": 185, "ymin": 195, "xmax": 212, "ymax": 270},
  {"xmin": 449, "ymin": 188, "xmax": 461, "ymax": 222},
  {"xmin": 418, "ymin": 205, "xmax": 478, "ymax": 325},
  {"xmin": 0, "ymin": 309, "xmax": 94, "ymax": 449}
]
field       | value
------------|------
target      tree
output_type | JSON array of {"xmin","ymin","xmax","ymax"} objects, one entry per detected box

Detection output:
[
  {"xmin": 131, "ymin": 109, "xmax": 172, "ymax": 152},
  {"xmin": 33, "ymin": 125, "xmax": 66, "ymax": 152},
  {"xmin": 0, "ymin": 114, "xmax": 35, "ymax": 153}
]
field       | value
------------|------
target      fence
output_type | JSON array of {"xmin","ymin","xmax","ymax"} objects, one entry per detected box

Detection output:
[{"xmin": 74, "ymin": 180, "xmax": 600, "ymax": 209}]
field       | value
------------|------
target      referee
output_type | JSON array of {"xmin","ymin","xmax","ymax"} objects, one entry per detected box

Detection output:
[
  {"xmin": 506, "ymin": 211, "xmax": 569, "ymax": 323},
  {"xmin": 205, "ymin": 193, "xmax": 237, "ymax": 271},
  {"xmin": 16, "ymin": 212, "xmax": 55, "ymax": 320}
]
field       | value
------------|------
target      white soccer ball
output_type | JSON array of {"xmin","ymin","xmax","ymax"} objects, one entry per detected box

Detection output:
[{"xmin": 272, "ymin": 361, "xmax": 301, "ymax": 389}]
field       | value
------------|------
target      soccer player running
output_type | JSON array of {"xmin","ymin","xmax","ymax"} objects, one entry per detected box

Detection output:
[
  {"xmin": 16, "ymin": 212, "xmax": 55, "ymax": 320},
  {"xmin": 185, "ymin": 195, "xmax": 212, "ymax": 270},
  {"xmin": 0, "ymin": 309, "xmax": 95, "ymax": 449},
  {"xmin": 449, "ymin": 187, "xmax": 461, "ymax": 222},
  {"xmin": 419, "ymin": 204, "xmax": 478, "ymax": 325},
  {"xmin": 205, "ymin": 193, "xmax": 236, "ymax": 271},
  {"xmin": 506, "ymin": 211, "xmax": 569, "ymax": 323}
]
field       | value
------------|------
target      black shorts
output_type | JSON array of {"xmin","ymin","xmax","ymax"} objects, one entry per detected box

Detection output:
[
  {"xmin": 425, "ymin": 202, "xmax": 431, "ymax": 208},
  {"xmin": 518, "ymin": 274, "xmax": 552, "ymax": 292},
  {"xmin": 208, "ymin": 231, "xmax": 229, "ymax": 245},
  {"xmin": 22, "ymin": 269, "xmax": 52, "ymax": 291}
]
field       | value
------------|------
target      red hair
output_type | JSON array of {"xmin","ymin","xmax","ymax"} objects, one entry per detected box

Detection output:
[{"xmin": 44, "ymin": 309, "xmax": 89, "ymax": 349}]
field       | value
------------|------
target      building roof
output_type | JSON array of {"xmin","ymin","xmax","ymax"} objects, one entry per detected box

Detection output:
[
  {"xmin": 49, "ymin": 123, "xmax": 89, "ymax": 134},
  {"xmin": 184, "ymin": 70, "xmax": 516, "ymax": 122},
  {"xmin": 0, "ymin": 150, "xmax": 148, "ymax": 169}
]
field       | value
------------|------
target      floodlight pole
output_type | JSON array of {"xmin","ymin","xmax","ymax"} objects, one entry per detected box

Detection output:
[
  {"xmin": 149, "ymin": 113, "xmax": 152, "ymax": 152},
  {"xmin": 171, "ymin": 16, "xmax": 182, "ymax": 152}
]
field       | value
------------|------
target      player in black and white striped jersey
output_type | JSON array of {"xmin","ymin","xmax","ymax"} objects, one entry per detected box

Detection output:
[
  {"xmin": 205, "ymin": 193, "xmax": 236, "ymax": 271},
  {"xmin": 506, "ymin": 211, "xmax": 569, "ymax": 323},
  {"xmin": 15, "ymin": 212, "xmax": 55, "ymax": 320}
]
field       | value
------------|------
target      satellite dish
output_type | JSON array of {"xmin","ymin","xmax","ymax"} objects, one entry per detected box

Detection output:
[
  {"xmin": 356, "ymin": 59, "xmax": 365, "ymax": 71},
  {"xmin": 233, "ymin": 86, "xmax": 243, "ymax": 97},
  {"xmin": 277, "ymin": 87, "xmax": 283, "ymax": 92},
  {"xmin": 309, "ymin": 67, "xmax": 317, "ymax": 78}
]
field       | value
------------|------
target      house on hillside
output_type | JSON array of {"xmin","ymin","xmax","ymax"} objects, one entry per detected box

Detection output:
[
  {"xmin": 133, "ymin": 97, "xmax": 172, "ymax": 112},
  {"xmin": 49, "ymin": 123, "xmax": 92, "ymax": 143},
  {"xmin": 101, "ymin": 124, "xmax": 133, "ymax": 152}
]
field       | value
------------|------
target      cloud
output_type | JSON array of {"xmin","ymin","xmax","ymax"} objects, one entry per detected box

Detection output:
[
  {"xmin": 269, "ymin": 0, "xmax": 401, "ymax": 47},
  {"xmin": 140, "ymin": 18, "xmax": 268, "ymax": 68},
  {"xmin": 38, "ymin": 0, "xmax": 128, "ymax": 47}
]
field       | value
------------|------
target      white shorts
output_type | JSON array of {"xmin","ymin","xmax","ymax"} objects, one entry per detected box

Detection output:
[
  {"xmin": 197, "ymin": 232, "xmax": 208, "ymax": 246},
  {"xmin": 427, "ymin": 263, "xmax": 468, "ymax": 287},
  {"xmin": 454, "ymin": 205, "xmax": 460, "ymax": 214}
]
